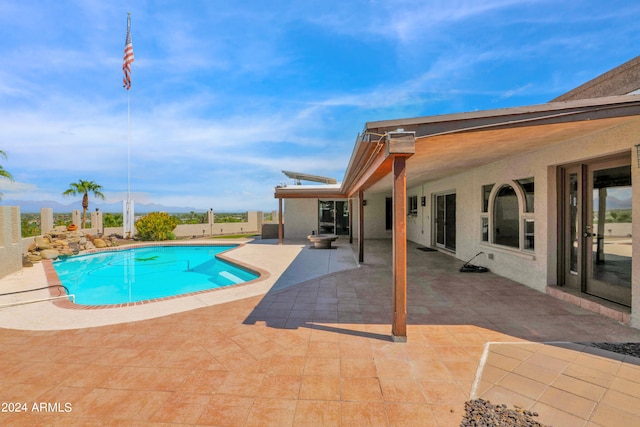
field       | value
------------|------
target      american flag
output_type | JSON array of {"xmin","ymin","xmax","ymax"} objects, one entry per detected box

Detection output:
[{"xmin": 122, "ymin": 13, "xmax": 134, "ymax": 90}]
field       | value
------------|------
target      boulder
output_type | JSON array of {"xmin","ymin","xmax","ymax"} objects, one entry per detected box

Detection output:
[
  {"xmin": 40, "ymin": 249, "xmax": 60, "ymax": 260},
  {"xmin": 93, "ymin": 238, "xmax": 107, "ymax": 248},
  {"xmin": 35, "ymin": 236, "xmax": 52, "ymax": 250}
]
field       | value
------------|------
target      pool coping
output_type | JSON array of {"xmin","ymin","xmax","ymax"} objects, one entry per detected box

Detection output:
[{"xmin": 45, "ymin": 241, "xmax": 271, "ymax": 310}]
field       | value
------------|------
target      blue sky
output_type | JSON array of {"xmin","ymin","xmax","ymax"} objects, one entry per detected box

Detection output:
[{"xmin": 1, "ymin": 1, "xmax": 639, "ymax": 212}]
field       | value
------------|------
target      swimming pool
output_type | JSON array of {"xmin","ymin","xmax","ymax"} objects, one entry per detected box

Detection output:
[{"xmin": 52, "ymin": 245, "xmax": 259, "ymax": 305}]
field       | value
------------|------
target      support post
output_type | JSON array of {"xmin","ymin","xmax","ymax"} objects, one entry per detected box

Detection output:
[
  {"xmin": 349, "ymin": 198, "xmax": 353, "ymax": 244},
  {"xmin": 392, "ymin": 156, "xmax": 408, "ymax": 341},
  {"xmin": 278, "ymin": 197, "xmax": 284, "ymax": 245},
  {"xmin": 358, "ymin": 190, "xmax": 364, "ymax": 263}
]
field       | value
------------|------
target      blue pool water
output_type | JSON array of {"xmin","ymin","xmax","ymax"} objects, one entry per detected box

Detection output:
[{"xmin": 52, "ymin": 245, "xmax": 259, "ymax": 305}]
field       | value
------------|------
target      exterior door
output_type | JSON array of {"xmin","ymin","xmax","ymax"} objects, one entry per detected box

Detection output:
[
  {"xmin": 318, "ymin": 200, "xmax": 350, "ymax": 236},
  {"xmin": 435, "ymin": 193, "xmax": 456, "ymax": 251},
  {"xmin": 561, "ymin": 158, "xmax": 632, "ymax": 306}
]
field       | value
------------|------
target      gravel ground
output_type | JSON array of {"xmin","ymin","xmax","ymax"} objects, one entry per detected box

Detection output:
[
  {"xmin": 583, "ymin": 342, "xmax": 640, "ymax": 358},
  {"xmin": 460, "ymin": 399, "xmax": 549, "ymax": 427}
]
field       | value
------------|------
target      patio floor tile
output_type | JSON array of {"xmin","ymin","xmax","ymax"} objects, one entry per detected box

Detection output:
[{"xmin": 1, "ymin": 239, "xmax": 640, "ymax": 425}]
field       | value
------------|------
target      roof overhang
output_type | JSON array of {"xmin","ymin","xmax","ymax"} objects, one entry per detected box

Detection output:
[
  {"xmin": 275, "ymin": 94, "xmax": 640, "ymax": 199},
  {"xmin": 274, "ymin": 184, "xmax": 344, "ymax": 199}
]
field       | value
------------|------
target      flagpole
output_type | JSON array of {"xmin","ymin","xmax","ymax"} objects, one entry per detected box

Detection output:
[
  {"xmin": 123, "ymin": 11, "xmax": 135, "ymax": 239},
  {"xmin": 127, "ymin": 90, "xmax": 131, "ymax": 205},
  {"xmin": 127, "ymin": 90, "xmax": 131, "ymax": 238}
]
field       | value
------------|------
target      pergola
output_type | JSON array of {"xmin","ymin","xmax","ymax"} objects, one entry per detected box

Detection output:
[{"xmin": 275, "ymin": 94, "xmax": 640, "ymax": 341}]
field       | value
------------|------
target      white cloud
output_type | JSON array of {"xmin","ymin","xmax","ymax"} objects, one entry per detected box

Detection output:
[{"xmin": 0, "ymin": 180, "xmax": 36, "ymax": 193}]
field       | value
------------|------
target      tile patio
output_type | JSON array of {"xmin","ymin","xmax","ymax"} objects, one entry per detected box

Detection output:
[{"xmin": 1, "ymin": 239, "xmax": 639, "ymax": 426}]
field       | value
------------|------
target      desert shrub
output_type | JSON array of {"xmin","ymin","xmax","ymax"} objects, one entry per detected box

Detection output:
[
  {"xmin": 135, "ymin": 212, "xmax": 180, "ymax": 241},
  {"xmin": 103, "ymin": 213, "xmax": 123, "ymax": 227}
]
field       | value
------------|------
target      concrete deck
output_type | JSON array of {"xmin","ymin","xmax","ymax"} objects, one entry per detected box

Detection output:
[
  {"xmin": 0, "ymin": 239, "xmax": 359, "ymax": 330},
  {"xmin": 0, "ymin": 238, "xmax": 639, "ymax": 425}
]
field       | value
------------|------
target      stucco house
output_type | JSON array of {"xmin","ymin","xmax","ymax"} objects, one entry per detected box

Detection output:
[{"xmin": 274, "ymin": 55, "xmax": 640, "ymax": 339}]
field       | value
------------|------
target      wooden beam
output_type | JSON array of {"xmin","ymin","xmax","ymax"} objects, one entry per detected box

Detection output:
[
  {"xmin": 346, "ymin": 148, "xmax": 392, "ymax": 198},
  {"xmin": 349, "ymin": 198, "xmax": 353, "ymax": 244},
  {"xmin": 358, "ymin": 190, "xmax": 364, "ymax": 263},
  {"xmin": 391, "ymin": 156, "xmax": 408, "ymax": 341},
  {"xmin": 278, "ymin": 197, "xmax": 283, "ymax": 245}
]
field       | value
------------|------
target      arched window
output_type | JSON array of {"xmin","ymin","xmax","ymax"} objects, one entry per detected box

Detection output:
[
  {"xmin": 493, "ymin": 185, "xmax": 519, "ymax": 248},
  {"xmin": 481, "ymin": 178, "xmax": 535, "ymax": 251}
]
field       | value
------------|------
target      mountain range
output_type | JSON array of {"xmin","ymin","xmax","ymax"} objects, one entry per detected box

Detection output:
[{"xmin": 0, "ymin": 199, "xmax": 207, "ymax": 214}]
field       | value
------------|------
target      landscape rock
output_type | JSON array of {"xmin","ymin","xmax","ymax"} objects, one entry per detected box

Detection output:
[
  {"xmin": 26, "ymin": 229, "xmax": 115, "ymax": 261},
  {"xmin": 34, "ymin": 236, "xmax": 51, "ymax": 250},
  {"xmin": 40, "ymin": 249, "xmax": 60, "ymax": 260},
  {"xmin": 93, "ymin": 238, "xmax": 107, "ymax": 248}
]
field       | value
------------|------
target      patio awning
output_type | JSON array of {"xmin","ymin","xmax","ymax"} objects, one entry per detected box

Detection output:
[
  {"xmin": 347, "ymin": 94, "xmax": 640, "ymax": 195},
  {"xmin": 275, "ymin": 94, "xmax": 640, "ymax": 199}
]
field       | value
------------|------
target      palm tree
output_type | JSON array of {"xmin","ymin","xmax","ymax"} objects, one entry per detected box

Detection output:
[
  {"xmin": 0, "ymin": 150, "xmax": 14, "ymax": 200},
  {"xmin": 62, "ymin": 180, "xmax": 105, "ymax": 229}
]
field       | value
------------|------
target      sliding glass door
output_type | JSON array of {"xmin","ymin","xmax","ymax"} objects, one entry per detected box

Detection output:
[
  {"xmin": 318, "ymin": 200, "xmax": 350, "ymax": 236},
  {"xmin": 434, "ymin": 192, "xmax": 456, "ymax": 251}
]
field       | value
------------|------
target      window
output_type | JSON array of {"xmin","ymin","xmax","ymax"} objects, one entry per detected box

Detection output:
[
  {"xmin": 481, "ymin": 178, "xmax": 535, "ymax": 251},
  {"xmin": 494, "ymin": 185, "xmax": 519, "ymax": 248},
  {"xmin": 481, "ymin": 217, "xmax": 489, "ymax": 242},
  {"xmin": 408, "ymin": 195, "xmax": 418, "ymax": 216},
  {"xmin": 517, "ymin": 178, "xmax": 534, "ymax": 212},
  {"xmin": 481, "ymin": 184, "xmax": 493, "ymax": 241},
  {"xmin": 524, "ymin": 219, "xmax": 534, "ymax": 250},
  {"xmin": 482, "ymin": 184, "xmax": 494, "ymax": 213}
]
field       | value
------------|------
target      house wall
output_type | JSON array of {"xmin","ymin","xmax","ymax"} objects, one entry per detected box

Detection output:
[
  {"xmin": 283, "ymin": 199, "xmax": 318, "ymax": 238},
  {"xmin": 408, "ymin": 153, "xmax": 545, "ymax": 290},
  {"xmin": 283, "ymin": 198, "xmax": 361, "ymax": 239},
  {"xmin": 282, "ymin": 119, "xmax": 640, "ymax": 325},
  {"xmin": 360, "ymin": 118, "xmax": 640, "ymax": 303},
  {"xmin": 362, "ymin": 195, "xmax": 391, "ymax": 239}
]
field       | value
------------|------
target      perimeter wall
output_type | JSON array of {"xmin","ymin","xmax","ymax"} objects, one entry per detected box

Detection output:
[{"xmin": 0, "ymin": 206, "xmax": 22, "ymax": 278}]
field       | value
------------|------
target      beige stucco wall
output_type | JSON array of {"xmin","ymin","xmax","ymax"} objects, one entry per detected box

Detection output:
[
  {"xmin": 361, "ymin": 195, "xmax": 392, "ymax": 239},
  {"xmin": 0, "ymin": 206, "xmax": 22, "ymax": 279},
  {"xmin": 102, "ymin": 211, "xmax": 265, "ymax": 238},
  {"xmin": 283, "ymin": 199, "xmax": 322, "ymax": 238},
  {"xmin": 407, "ymin": 153, "xmax": 544, "ymax": 290}
]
